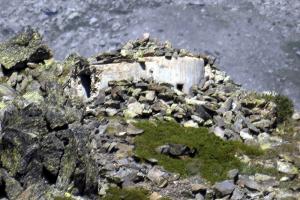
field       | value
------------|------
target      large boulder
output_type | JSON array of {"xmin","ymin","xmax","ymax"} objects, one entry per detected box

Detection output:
[{"xmin": 0, "ymin": 27, "xmax": 52, "ymax": 70}]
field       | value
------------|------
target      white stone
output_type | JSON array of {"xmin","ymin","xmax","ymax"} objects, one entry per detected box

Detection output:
[
  {"xmin": 145, "ymin": 90, "xmax": 156, "ymax": 101},
  {"xmin": 183, "ymin": 120, "xmax": 199, "ymax": 128},
  {"xmin": 277, "ymin": 161, "xmax": 298, "ymax": 175},
  {"xmin": 214, "ymin": 126, "xmax": 225, "ymax": 139},
  {"xmin": 123, "ymin": 102, "xmax": 144, "ymax": 118},
  {"xmin": 147, "ymin": 167, "xmax": 167, "ymax": 185},
  {"xmin": 292, "ymin": 112, "xmax": 300, "ymax": 120},
  {"xmin": 185, "ymin": 97, "xmax": 205, "ymax": 105},
  {"xmin": 240, "ymin": 129, "xmax": 254, "ymax": 140},
  {"xmin": 149, "ymin": 192, "xmax": 162, "ymax": 200},
  {"xmin": 280, "ymin": 176, "xmax": 290, "ymax": 182},
  {"xmin": 191, "ymin": 115, "xmax": 205, "ymax": 124}
]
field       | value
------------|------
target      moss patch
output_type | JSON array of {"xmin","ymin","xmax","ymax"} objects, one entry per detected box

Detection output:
[
  {"xmin": 134, "ymin": 121, "xmax": 263, "ymax": 183},
  {"xmin": 103, "ymin": 187, "xmax": 150, "ymax": 200},
  {"xmin": 54, "ymin": 197, "xmax": 74, "ymax": 200}
]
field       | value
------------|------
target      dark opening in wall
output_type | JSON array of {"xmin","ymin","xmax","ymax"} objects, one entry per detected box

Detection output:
[
  {"xmin": 0, "ymin": 179, "xmax": 7, "ymax": 198},
  {"xmin": 42, "ymin": 166, "xmax": 57, "ymax": 184},
  {"xmin": 176, "ymin": 83, "xmax": 184, "ymax": 91},
  {"xmin": 80, "ymin": 74, "xmax": 91, "ymax": 98},
  {"xmin": 139, "ymin": 62, "xmax": 146, "ymax": 70}
]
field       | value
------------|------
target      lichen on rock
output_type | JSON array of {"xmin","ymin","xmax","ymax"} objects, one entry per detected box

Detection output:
[{"xmin": 0, "ymin": 27, "xmax": 52, "ymax": 70}]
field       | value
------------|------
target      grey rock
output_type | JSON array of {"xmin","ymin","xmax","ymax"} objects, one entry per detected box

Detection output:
[
  {"xmin": 0, "ymin": 28, "xmax": 52, "ymax": 69},
  {"xmin": 214, "ymin": 180, "xmax": 235, "ymax": 196},
  {"xmin": 213, "ymin": 126, "xmax": 225, "ymax": 139},
  {"xmin": 126, "ymin": 124, "xmax": 144, "ymax": 135},
  {"xmin": 277, "ymin": 161, "xmax": 298, "ymax": 175},
  {"xmin": 0, "ymin": 84, "xmax": 17, "ymax": 100},
  {"xmin": 213, "ymin": 115, "xmax": 225, "ymax": 128},
  {"xmin": 104, "ymin": 100, "xmax": 121, "ymax": 109},
  {"xmin": 240, "ymin": 128, "xmax": 254, "ymax": 140},
  {"xmin": 8, "ymin": 72, "xmax": 18, "ymax": 87},
  {"xmin": 191, "ymin": 115, "xmax": 204, "ymax": 124},
  {"xmin": 292, "ymin": 112, "xmax": 300, "ymax": 121},
  {"xmin": 144, "ymin": 90, "xmax": 156, "ymax": 102},
  {"xmin": 238, "ymin": 175, "xmax": 261, "ymax": 191},
  {"xmin": 253, "ymin": 119, "xmax": 273, "ymax": 130},
  {"xmin": 195, "ymin": 193, "xmax": 205, "ymax": 200},
  {"xmin": 230, "ymin": 188, "xmax": 244, "ymax": 200},
  {"xmin": 227, "ymin": 169, "xmax": 239, "ymax": 180},
  {"xmin": 156, "ymin": 143, "xmax": 196, "ymax": 157},
  {"xmin": 218, "ymin": 97, "xmax": 233, "ymax": 113},
  {"xmin": 0, "ymin": 169, "xmax": 23, "ymax": 200},
  {"xmin": 105, "ymin": 108, "xmax": 118, "ymax": 116},
  {"xmin": 195, "ymin": 105, "xmax": 212, "ymax": 120},
  {"xmin": 123, "ymin": 101, "xmax": 144, "ymax": 118},
  {"xmin": 147, "ymin": 167, "xmax": 168, "ymax": 186}
]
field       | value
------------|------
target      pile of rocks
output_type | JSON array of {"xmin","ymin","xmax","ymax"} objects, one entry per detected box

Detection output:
[
  {"xmin": 94, "ymin": 33, "xmax": 196, "ymax": 65},
  {"xmin": 88, "ymin": 63, "xmax": 278, "ymax": 145}
]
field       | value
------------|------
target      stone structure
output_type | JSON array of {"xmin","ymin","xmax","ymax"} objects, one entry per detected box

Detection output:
[{"xmin": 91, "ymin": 56, "xmax": 204, "ymax": 95}]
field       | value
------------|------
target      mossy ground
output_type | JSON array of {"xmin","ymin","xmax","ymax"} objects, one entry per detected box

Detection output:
[
  {"xmin": 103, "ymin": 187, "xmax": 150, "ymax": 200},
  {"xmin": 134, "ymin": 121, "xmax": 264, "ymax": 183}
]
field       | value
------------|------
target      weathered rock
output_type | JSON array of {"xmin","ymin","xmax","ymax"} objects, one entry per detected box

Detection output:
[
  {"xmin": 40, "ymin": 133, "xmax": 64, "ymax": 178},
  {"xmin": 230, "ymin": 188, "xmax": 244, "ymax": 200},
  {"xmin": 0, "ymin": 28, "xmax": 52, "ymax": 70},
  {"xmin": 147, "ymin": 167, "xmax": 168, "ymax": 186},
  {"xmin": 0, "ymin": 169, "xmax": 23, "ymax": 199},
  {"xmin": 277, "ymin": 161, "xmax": 298, "ymax": 175},
  {"xmin": 0, "ymin": 84, "xmax": 17, "ymax": 100},
  {"xmin": 292, "ymin": 112, "xmax": 300, "ymax": 120},
  {"xmin": 156, "ymin": 143, "xmax": 196, "ymax": 158},
  {"xmin": 149, "ymin": 192, "xmax": 162, "ymax": 200},
  {"xmin": 191, "ymin": 184, "xmax": 207, "ymax": 193},
  {"xmin": 183, "ymin": 120, "xmax": 199, "ymax": 128},
  {"xmin": 240, "ymin": 128, "xmax": 254, "ymax": 140},
  {"xmin": 238, "ymin": 175, "xmax": 260, "ymax": 191},
  {"xmin": 227, "ymin": 169, "xmax": 239, "ymax": 180},
  {"xmin": 195, "ymin": 105, "xmax": 213, "ymax": 120},
  {"xmin": 126, "ymin": 124, "xmax": 144, "ymax": 135},
  {"xmin": 123, "ymin": 101, "xmax": 144, "ymax": 118},
  {"xmin": 214, "ymin": 180, "xmax": 235, "ymax": 196},
  {"xmin": 213, "ymin": 126, "xmax": 225, "ymax": 139}
]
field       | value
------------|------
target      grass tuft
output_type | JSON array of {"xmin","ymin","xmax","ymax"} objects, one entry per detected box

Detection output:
[
  {"xmin": 103, "ymin": 187, "xmax": 150, "ymax": 200},
  {"xmin": 134, "ymin": 121, "xmax": 263, "ymax": 183}
]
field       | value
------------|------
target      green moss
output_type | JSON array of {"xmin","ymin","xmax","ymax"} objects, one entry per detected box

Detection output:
[
  {"xmin": 241, "ymin": 164, "xmax": 279, "ymax": 178},
  {"xmin": 134, "ymin": 121, "xmax": 263, "ymax": 183},
  {"xmin": 54, "ymin": 197, "xmax": 74, "ymax": 200},
  {"xmin": 0, "ymin": 148, "xmax": 21, "ymax": 176},
  {"xmin": 103, "ymin": 187, "xmax": 150, "ymax": 200}
]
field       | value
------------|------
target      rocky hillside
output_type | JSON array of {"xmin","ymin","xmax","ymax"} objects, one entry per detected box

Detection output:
[{"xmin": 0, "ymin": 28, "xmax": 299, "ymax": 200}]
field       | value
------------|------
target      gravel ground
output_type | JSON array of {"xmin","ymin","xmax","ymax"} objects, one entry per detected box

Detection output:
[{"xmin": 0, "ymin": 0, "xmax": 299, "ymax": 109}]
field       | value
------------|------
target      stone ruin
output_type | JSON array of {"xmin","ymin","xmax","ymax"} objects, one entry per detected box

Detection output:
[{"xmin": 90, "ymin": 56, "xmax": 204, "ymax": 95}]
